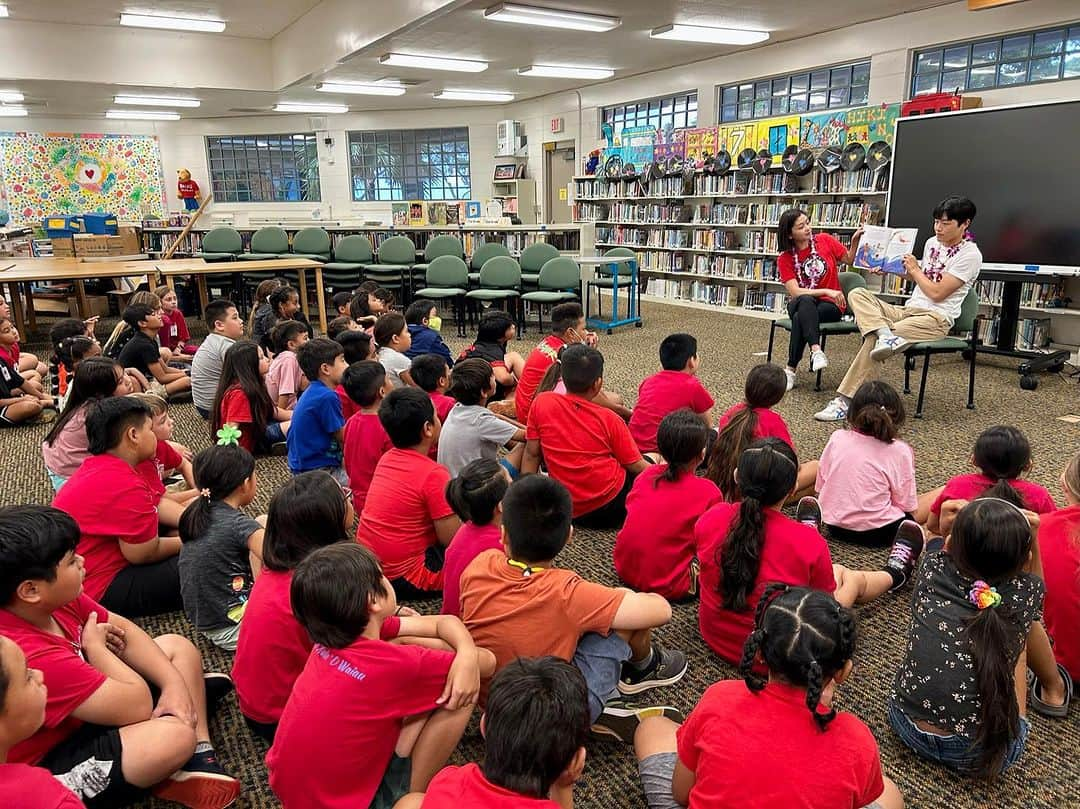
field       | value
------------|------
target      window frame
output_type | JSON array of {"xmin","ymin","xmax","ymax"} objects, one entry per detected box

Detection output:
[
  {"xmin": 347, "ymin": 127, "xmax": 472, "ymax": 202},
  {"xmin": 717, "ymin": 60, "xmax": 871, "ymax": 123},
  {"xmin": 601, "ymin": 91, "xmax": 699, "ymax": 134},
  {"xmin": 205, "ymin": 133, "xmax": 321, "ymax": 203}
]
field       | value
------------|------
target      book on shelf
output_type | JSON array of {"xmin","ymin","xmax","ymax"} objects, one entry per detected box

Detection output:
[
  {"xmin": 465, "ymin": 201, "xmax": 482, "ymax": 221},
  {"xmin": 408, "ymin": 202, "xmax": 427, "ymax": 226},
  {"xmin": 427, "ymin": 203, "xmax": 448, "ymax": 226},
  {"xmin": 445, "ymin": 202, "xmax": 461, "ymax": 226},
  {"xmin": 853, "ymin": 226, "xmax": 918, "ymax": 274},
  {"xmin": 391, "ymin": 203, "xmax": 409, "ymax": 226}
]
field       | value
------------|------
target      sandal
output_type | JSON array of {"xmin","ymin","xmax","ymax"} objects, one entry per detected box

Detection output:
[{"xmin": 1030, "ymin": 662, "xmax": 1073, "ymax": 718}]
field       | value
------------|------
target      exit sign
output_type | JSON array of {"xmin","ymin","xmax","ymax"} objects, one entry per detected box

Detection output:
[{"xmin": 550, "ymin": 117, "xmax": 564, "ymax": 133}]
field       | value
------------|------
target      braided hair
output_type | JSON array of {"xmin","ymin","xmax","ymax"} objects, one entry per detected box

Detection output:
[{"xmin": 738, "ymin": 584, "xmax": 857, "ymax": 731}]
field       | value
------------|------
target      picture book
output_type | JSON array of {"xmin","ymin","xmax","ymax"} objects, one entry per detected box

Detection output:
[
  {"xmin": 465, "ymin": 201, "xmax": 482, "ymax": 221},
  {"xmin": 391, "ymin": 203, "xmax": 408, "ymax": 226},
  {"xmin": 445, "ymin": 202, "xmax": 461, "ymax": 225},
  {"xmin": 853, "ymin": 225, "xmax": 918, "ymax": 274},
  {"xmin": 408, "ymin": 201, "xmax": 426, "ymax": 226},
  {"xmin": 428, "ymin": 202, "xmax": 447, "ymax": 226}
]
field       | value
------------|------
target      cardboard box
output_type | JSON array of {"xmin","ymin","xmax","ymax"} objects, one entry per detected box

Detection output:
[
  {"xmin": 31, "ymin": 294, "xmax": 108, "ymax": 318},
  {"xmin": 117, "ymin": 226, "xmax": 141, "ymax": 256},
  {"xmin": 50, "ymin": 237, "xmax": 75, "ymax": 257},
  {"xmin": 73, "ymin": 234, "xmax": 110, "ymax": 257}
]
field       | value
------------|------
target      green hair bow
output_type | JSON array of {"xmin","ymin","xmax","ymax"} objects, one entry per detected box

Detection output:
[{"xmin": 216, "ymin": 423, "xmax": 242, "ymax": 447}]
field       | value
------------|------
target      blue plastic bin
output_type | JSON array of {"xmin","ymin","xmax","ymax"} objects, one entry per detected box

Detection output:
[
  {"xmin": 43, "ymin": 215, "xmax": 83, "ymax": 239},
  {"xmin": 81, "ymin": 213, "xmax": 118, "ymax": 235}
]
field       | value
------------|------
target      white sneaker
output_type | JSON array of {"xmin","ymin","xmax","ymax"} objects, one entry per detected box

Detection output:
[
  {"xmin": 814, "ymin": 397, "xmax": 849, "ymax": 422},
  {"xmin": 870, "ymin": 334, "xmax": 908, "ymax": 361},
  {"xmin": 810, "ymin": 349, "xmax": 828, "ymax": 372},
  {"xmin": 784, "ymin": 368, "xmax": 796, "ymax": 391}
]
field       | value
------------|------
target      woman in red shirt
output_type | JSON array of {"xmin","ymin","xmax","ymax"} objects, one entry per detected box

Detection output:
[
  {"xmin": 776, "ymin": 209, "xmax": 863, "ymax": 391},
  {"xmin": 1042, "ymin": 451, "xmax": 1080, "ymax": 682}
]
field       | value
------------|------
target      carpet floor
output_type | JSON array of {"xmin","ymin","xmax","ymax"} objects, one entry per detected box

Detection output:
[{"xmin": 4, "ymin": 298, "xmax": 1079, "ymax": 808}]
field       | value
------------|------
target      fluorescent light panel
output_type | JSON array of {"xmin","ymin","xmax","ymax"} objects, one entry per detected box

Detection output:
[
  {"xmin": 106, "ymin": 109, "xmax": 181, "ymax": 120},
  {"xmin": 519, "ymin": 64, "xmax": 613, "ymax": 79},
  {"xmin": 484, "ymin": 3, "xmax": 620, "ymax": 32},
  {"xmin": 0, "ymin": 6, "xmax": 8, "ymax": 19},
  {"xmin": 0, "ymin": 107, "xmax": 27, "ymax": 117},
  {"xmin": 650, "ymin": 23, "xmax": 768, "ymax": 45},
  {"xmin": 380, "ymin": 53, "xmax": 487, "ymax": 73},
  {"xmin": 315, "ymin": 82, "xmax": 406, "ymax": 97},
  {"xmin": 274, "ymin": 102, "xmax": 349, "ymax": 113},
  {"xmin": 0, "ymin": 91, "xmax": 23, "ymax": 103},
  {"xmin": 119, "ymin": 13, "xmax": 226, "ymax": 33},
  {"xmin": 434, "ymin": 90, "xmax": 514, "ymax": 102},
  {"xmin": 114, "ymin": 95, "xmax": 201, "ymax": 108}
]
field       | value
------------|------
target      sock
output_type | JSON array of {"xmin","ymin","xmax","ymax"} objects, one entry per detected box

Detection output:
[
  {"xmin": 875, "ymin": 326, "xmax": 895, "ymax": 340},
  {"xmin": 194, "ymin": 741, "xmax": 213, "ymax": 755},
  {"xmin": 629, "ymin": 647, "xmax": 655, "ymax": 671}
]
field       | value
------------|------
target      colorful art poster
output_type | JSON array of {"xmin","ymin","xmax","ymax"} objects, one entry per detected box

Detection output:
[
  {"xmin": 752, "ymin": 116, "xmax": 801, "ymax": 164},
  {"xmin": 613, "ymin": 125, "xmax": 657, "ymax": 168},
  {"xmin": 843, "ymin": 103, "xmax": 901, "ymax": 145},
  {"xmin": 652, "ymin": 128, "xmax": 686, "ymax": 163},
  {"xmin": 800, "ymin": 111, "xmax": 851, "ymax": 149},
  {"xmin": 683, "ymin": 127, "xmax": 718, "ymax": 165},
  {"xmin": 0, "ymin": 131, "xmax": 166, "ymax": 225},
  {"xmin": 716, "ymin": 122, "xmax": 756, "ymax": 159}
]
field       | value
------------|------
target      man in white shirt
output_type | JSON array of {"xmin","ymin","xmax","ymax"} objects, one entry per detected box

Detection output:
[{"xmin": 815, "ymin": 196, "xmax": 980, "ymax": 422}]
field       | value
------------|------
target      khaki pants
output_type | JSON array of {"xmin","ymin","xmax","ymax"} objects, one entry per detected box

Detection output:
[{"xmin": 837, "ymin": 287, "xmax": 951, "ymax": 398}]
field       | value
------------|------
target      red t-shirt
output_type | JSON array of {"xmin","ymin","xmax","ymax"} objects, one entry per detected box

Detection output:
[
  {"xmin": 776, "ymin": 233, "xmax": 848, "ymax": 313},
  {"xmin": 0, "ymin": 594, "xmax": 109, "ymax": 765},
  {"xmin": 695, "ymin": 503, "xmax": 835, "ymax": 664},
  {"xmin": 0, "ymin": 763, "xmax": 86, "ymax": 808},
  {"xmin": 232, "ymin": 569, "xmax": 312, "ymax": 725},
  {"xmin": 930, "ymin": 472, "xmax": 1056, "ymax": 515},
  {"xmin": 135, "ymin": 440, "xmax": 183, "ymax": 499},
  {"xmin": 178, "ymin": 178, "xmax": 199, "ymax": 198},
  {"xmin": 526, "ymin": 392, "xmax": 641, "ymax": 517},
  {"xmin": 52, "ymin": 455, "xmax": 159, "ymax": 600},
  {"xmin": 422, "ymin": 763, "xmax": 561, "ymax": 808},
  {"xmin": 514, "ymin": 335, "xmax": 564, "ymax": 424},
  {"xmin": 441, "ymin": 522, "xmax": 502, "ymax": 617},
  {"xmin": 1039, "ymin": 504, "xmax": 1080, "ymax": 681},
  {"xmin": 428, "ymin": 390, "xmax": 457, "ymax": 460},
  {"xmin": 160, "ymin": 309, "xmax": 190, "ymax": 351},
  {"xmin": 220, "ymin": 385, "xmax": 262, "ymax": 453},
  {"xmin": 336, "ymin": 384, "xmax": 361, "ymax": 421},
  {"xmin": 628, "ymin": 371, "xmax": 715, "ymax": 454},
  {"xmin": 716, "ymin": 403, "xmax": 795, "ymax": 451},
  {"xmin": 267, "ymin": 619, "xmax": 454, "ymax": 809},
  {"xmin": 356, "ymin": 448, "xmax": 454, "ymax": 588},
  {"xmin": 614, "ymin": 465, "xmax": 722, "ymax": 599},
  {"xmin": 342, "ymin": 412, "xmax": 393, "ymax": 511},
  {"xmin": 677, "ymin": 680, "xmax": 884, "ymax": 808}
]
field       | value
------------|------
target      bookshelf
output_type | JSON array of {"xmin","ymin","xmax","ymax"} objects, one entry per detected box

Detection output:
[{"xmin": 490, "ymin": 179, "xmax": 537, "ymax": 224}]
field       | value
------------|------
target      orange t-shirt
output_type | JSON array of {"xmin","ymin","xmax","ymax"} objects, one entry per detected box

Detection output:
[{"xmin": 460, "ymin": 549, "xmax": 626, "ymax": 694}]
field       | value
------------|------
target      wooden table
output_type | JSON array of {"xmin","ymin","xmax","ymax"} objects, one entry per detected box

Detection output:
[{"xmin": 155, "ymin": 258, "xmax": 327, "ymax": 335}]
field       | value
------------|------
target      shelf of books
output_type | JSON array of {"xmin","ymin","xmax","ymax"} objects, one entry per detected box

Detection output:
[{"xmin": 975, "ymin": 277, "xmax": 1078, "ymax": 352}]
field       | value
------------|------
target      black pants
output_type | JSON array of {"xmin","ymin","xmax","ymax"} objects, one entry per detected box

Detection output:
[
  {"xmin": 825, "ymin": 513, "xmax": 913, "ymax": 548},
  {"xmin": 786, "ymin": 296, "xmax": 842, "ymax": 368},
  {"xmin": 389, "ymin": 544, "xmax": 447, "ymax": 601},
  {"xmin": 575, "ymin": 470, "xmax": 637, "ymax": 530},
  {"xmin": 100, "ymin": 556, "xmax": 183, "ymax": 618}
]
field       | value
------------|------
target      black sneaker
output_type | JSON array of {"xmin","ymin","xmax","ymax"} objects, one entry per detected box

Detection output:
[
  {"xmin": 885, "ymin": 520, "xmax": 924, "ymax": 592},
  {"xmin": 204, "ymin": 672, "xmax": 234, "ymax": 717},
  {"xmin": 590, "ymin": 697, "xmax": 684, "ymax": 744},
  {"xmin": 151, "ymin": 749, "xmax": 241, "ymax": 809},
  {"xmin": 618, "ymin": 641, "xmax": 688, "ymax": 695},
  {"xmin": 796, "ymin": 496, "xmax": 822, "ymax": 532}
]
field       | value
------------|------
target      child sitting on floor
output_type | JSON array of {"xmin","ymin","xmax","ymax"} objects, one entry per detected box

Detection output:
[
  {"xmin": 191, "ymin": 299, "xmax": 245, "ymax": 419},
  {"xmin": 695, "ymin": 438, "xmax": 922, "ymax": 666},
  {"xmin": 399, "ymin": 656, "xmax": 590, "ymax": 809},
  {"xmin": 375, "ymin": 312, "xmax": 414, "ymax": 389},
  {"xmin": 254, "ymin": 285, "xmax": 311, "ymax": 353},
  {"xmin": 1041, "ymin": 449, "xmax": 1080, "ymax": 683},
  {"xmin": 460, "ymin": 474, "xmax": 687, "ymax": 743},
  {"xmin": 615, "ymin": 410, "xmax": 722, "ymax": 601},
  {"xmin": 178, "ymin": 442, "xmax": 264, "ymax": 652},
  {"xmin": 411, "ymin": 353, "xmax": 456, "ymax": 424},
  {"xmin": 0, "ymin": 296, "xmax": 47, "ymax": 381},
  {"xmin": 267, "ymin": 542, "xmax": 495, "ymax": 809},
  {"xmin": 327, "ymin": 315, "xmax": 359, "ymax": 340},
  {"xmin": 356, "ymin": 387, "xmax": 459, "ymax": 598},
  {"xmin": 707, "ymin": 363, "xmax": 816, "ymax": 501},
  {"xmin": 130, "ymin": 393, "xmax": 198, "ymax": 531},
  {"xmin": 439, "ymin": 358, "xmax": 524, "ymax": 477},
  {"xmin": 232, "ymin": 471, "xmax": 354, "ymax": 742},
  {"xmin": 341, "ymin": 361, "xmax": 393, "ymax": 512},
  {"xmin": 248, "ymin": 278, "xmax": 284, "ymax": 337},
  {"xmin": 211, "ymin": 340, "xmax": 291, "ymax": 453},
  {"xmin": 265, "ymin": 321, "xmax": 309, "ymax": 412},
  {"xmin": 47, "ymin": 317, "xmax": 97, "ymax": 408},
  {"xmin": 0, "ymin": 504, "xmax": 240, "ymax": 808},
  {"xmin": 334, "ymin": 334, "xmax": 377, "ymax": 420},
  {"xmin": 634, "ymin": 586, "xmax": 903, "ymax": 809},
  {"xmin": 0, "ymin": 318, "xmax": 53, "ymax": 424},
  {"xmin": 287, "ymin": 338, "xmax": 347, "ymax": 483},
  {"xmin": 628, "ymin": 333, "xmax": 715, "ymax": 456},
  {"xmin": 0, "ymin": 636, "xmax": 84, "ymax": 808},
  {"xmin": 154, "ymin": 285, "xmax": 195, "ymax": 359},
  {"xmin": 458, "ymin": 309, "xmax": 527, "ymax": 404},
  {"xmin": 440, "ymin": 459, "xmax": 510, "ymax": 617},
  {"xmin": 116, "ymin": 304, "xmax": 191, "ymax": 397},
  {"xmin": 404, "ymin": 300, "xmax": 454, "ymax": 366}
]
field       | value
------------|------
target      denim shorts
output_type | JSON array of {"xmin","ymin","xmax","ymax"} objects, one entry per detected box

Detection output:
[
  {"xmin": 572, "ymin": 631, "xmax": 631, "ymax": 723},
  {"xmin": 47, "ymin": 470, "xmax": 67, "ymax": 492},
  {"xmin": 887, "ymin": 699, "xmax": 1030, "ymax": 774},
  {"xmin": 265, "ymin": 420, "xmax": 286, "ymax": 444}
]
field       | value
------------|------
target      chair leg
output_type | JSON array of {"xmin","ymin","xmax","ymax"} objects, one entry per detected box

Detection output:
[
  {"xmin": 903, "ymin": 354, "xmax": 912, "ymax": 394},
  {"xmin": 915, "ymin": 353, "xmax": 931, "ymax": 419},
  {"xmin": 815, "ymin": 334, "xmax": 826, "ymax": 392},
  {"xmin": 537, "ymin": 305, "xmax": 544, "ymax": 334},
  {"xmin": 966, "ymin": 334, "xmax": 977, "ymax": 410},
  {"xmin": 766, "ymin": 322, "xmax": 776, "ymax": 363}
]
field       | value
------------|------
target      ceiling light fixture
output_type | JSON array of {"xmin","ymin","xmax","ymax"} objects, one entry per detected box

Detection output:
[
  {"xmin": 380, "ymin": 53, "xmax": 487, "ymax": 73},
  {"xmin": 434, "ymin": 90, "xmax": 514, "ymax": 103},
  {"xmin": 273, "ymin": 102, "xmax": 349, "ymax": 114},
  {"xmin": 518, "ymin": 64, "xmax": 614, "ymax": 79},
  {"xmin": 114, "ymin": 95, "xmax": 201, "ymax": 108},
  {"xmin": 315, "ymin": 82, "xmax": 406, "ymax": 97},
  {"xmin": 119, "ymin": 13, "xmax": 226, "ymax": 33},
  {"xmin": 650, "ymin": 23, "xmax": 769, "ymax": 45},
  {"xmin": 106, "ymin": 109, "xmax": 181, "ymax": 121},
  {"xmin": 0, "ymin": 91, "xmax": 23, "ymax": 103},
  {"xmin": 0, "ymin": 107, "xmax": 28, "ymax": 118},
  {"xmin": 0, "ymin": 6, "xmax": 9, "ymax": 19},
  {"xmin": 484, "ymin": 3, "xmax": 620, "ymax": 32}
]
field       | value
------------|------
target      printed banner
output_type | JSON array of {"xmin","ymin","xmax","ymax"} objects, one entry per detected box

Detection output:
[
  {"xmin": 613, "ymin": 125, "xmax": 657, "ymax": 168},
  {"xmin": 716, "ymin": 122, "xmax": 756, "ymax": 158},
  {"xmin": 683, "ymin": 127, "xmax": 718, "ymax": 165}
]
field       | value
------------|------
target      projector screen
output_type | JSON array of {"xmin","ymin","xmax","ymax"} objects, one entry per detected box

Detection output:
[{"xmin": 886, "ymin": 99, "xmax": 1080, "ymax": 272}]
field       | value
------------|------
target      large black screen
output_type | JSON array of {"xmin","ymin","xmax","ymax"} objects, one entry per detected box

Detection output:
[{"xmin": 887, "ymin": 100, "xmax": 1080, "ymax": 270}]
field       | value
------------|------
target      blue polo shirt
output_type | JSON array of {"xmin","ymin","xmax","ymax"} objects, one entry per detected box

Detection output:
[{"xmin": 287, "ymin": 380, "xmax": 345, "ymax": 473}]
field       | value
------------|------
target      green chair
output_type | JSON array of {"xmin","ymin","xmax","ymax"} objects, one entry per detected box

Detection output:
[
  {"xmin": 519, "ymin": 242, "xmax": 561, "ymax": 287},
  {"xmin": 414, "ymin": 255, "xmax": 469, "ymax": 337},
  {"xmin": 322, "ymin": 235, "xmax": 373, "ymax": 291},
  {"xmin": 239, "ymin": 226, "xmax": 289, "ymax": 260},
  {"xmin": 766, "ymin": 272, "xmax": 868, "ymax": 391},
  {"xmin": 465, "ymin": 256, "xmax": 522, "ymax": 328},
  {"xmin": 521, "ymin": 256, "xmax": 580, "ymax": 332},
  {"xmin": 901, "ymin": 287, "xmax": 980, "ymax": 419},
  {"xmin": 585, "ymin": 247, "xmax": 638, "ymax": 322},
  {"xmin": 361, "ymin": 235, "xmax": 415, "ymax": 300},
  {"xmin": 468, "ymin": 241, "xmax": 511, "ymax": 286},
  {"xmin": 282, "ymin": 227, "xmax": 331, "ymax": 261},
  {"xmin": 410, "ymin": 234, "xmax": 464, "ymax": 296},
  {"xmin": 195, "ymin": 226, "xmax": 243, "ymax": 262}
]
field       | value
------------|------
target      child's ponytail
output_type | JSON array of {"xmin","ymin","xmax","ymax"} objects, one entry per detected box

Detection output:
[
  {"xmin": 445, "ymin": 458, "xmax": 508, "ymax": 526},
  {"xmin": 655, "ymin": 409, "xmax": 709, "ymax": 486},
  {"xmin": 535, "ymin": 357, "xmax": 563, "ymax": 396},
  {"xmin": 847, "ymin": 380, "xmax": 904, "ymax": 443},
  {"xmin": 179, "ymin": 444, "xmax": 256, "ymax": 544},
  {"xmin": 707, "ymin": 363, "xmax": 786, "ymax": 499},
  {"xmin": 972, "ymin": 425, "xmax": 1031, "ymax": 482},
  {"xmin": 717, "ymin": 438, "xmax": 798, "ymax": 611}
]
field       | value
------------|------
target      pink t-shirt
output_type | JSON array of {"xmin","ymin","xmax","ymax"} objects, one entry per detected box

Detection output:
[
  {"xmin": 716, "ymin": 403, "xmax": 794, "ymax": 450},
  {"xmin": 628, "ymin": 370, "xmax": 714, "ymax": 454},
  {"xmin": 816, "ymin": 429, "xmax": 917, "ymax": 531},
  {"xmin": 41, "ymin": 404, "xmax": 91, "ymax": 479},
  {"xmin": 266, "ymin": 350, "xmax": 304, "ymax": 411},
  {"xmin": 930, "ymin": 473, "xmax": 1056, "ymax": 515},
  {"xmin": 441, "ymin": 521, "xmax": 503, "ymax": 617}
]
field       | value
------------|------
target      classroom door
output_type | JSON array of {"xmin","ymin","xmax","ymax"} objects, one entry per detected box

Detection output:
[{"xmin": 544, "ymin": 140, "xmax": 576, "ymax": 224}]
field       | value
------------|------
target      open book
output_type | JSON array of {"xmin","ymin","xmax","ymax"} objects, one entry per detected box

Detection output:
[{"xmin": 853, "ymin": 225, "xmax": 918, "ymax": 275}]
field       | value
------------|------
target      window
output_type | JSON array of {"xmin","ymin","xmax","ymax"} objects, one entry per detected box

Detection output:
[
  {"xmin": 206, "ymin": 134, "xmax": 320, "ymax": 203},
  {"xmin": 719, "ymin": 61, "xmax": 870, "ymax": 122},
  {"xmin": 601, "ymin": 91, "xmax": 698, "ymax": 134},
  {"xmin": 348, "ymin": 127, "xmax": 471, "ymax": 201},
  {"xmin": 912, "ymin": 23, "xmax": 1080, "ymax": 96}
]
